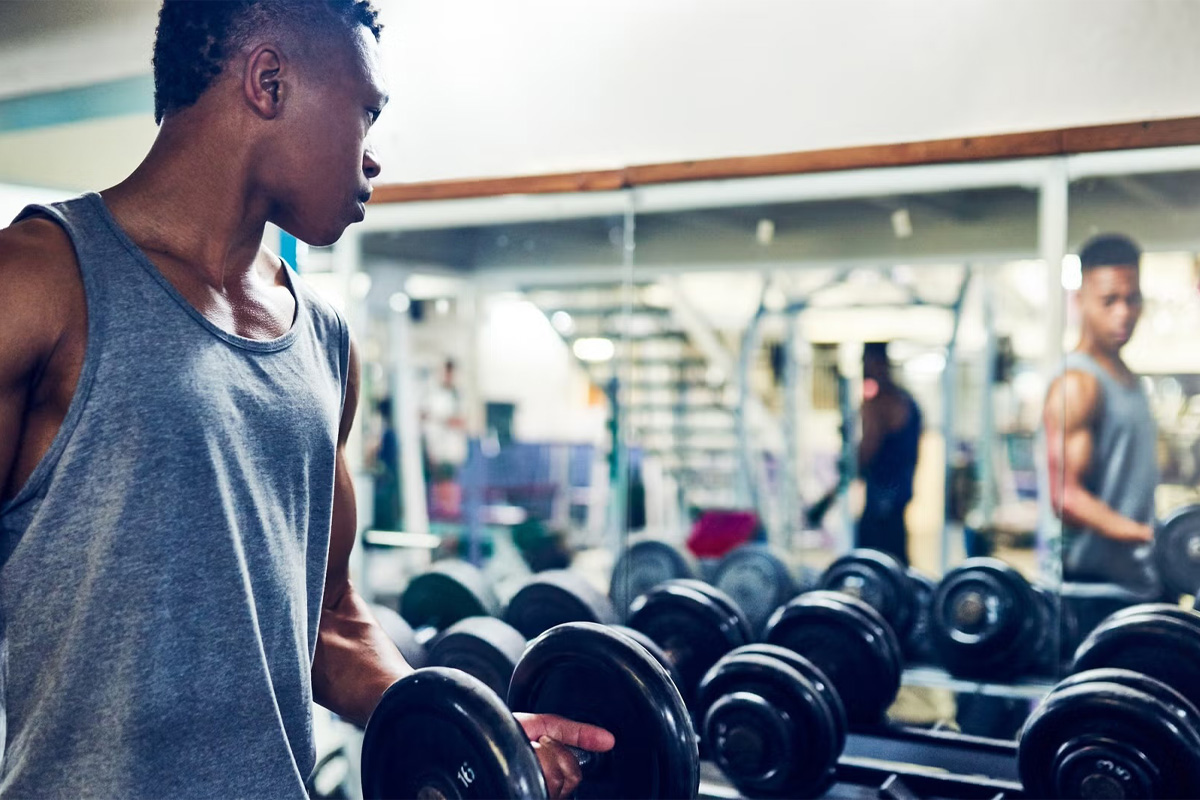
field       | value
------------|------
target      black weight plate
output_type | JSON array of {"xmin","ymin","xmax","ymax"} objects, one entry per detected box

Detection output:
[
  {"xmin": 1155, "ymin": 504, "xmax": 1200, "ymax": 599},
  {"xmin": 1030, "ymin": 586, "xmax": 1079, "ymax": 677},
  {"xmin": 929, "ymin": 558, "xmax": 1041, "ymax": 680},
  {"xmin": 729, "ymin": 645, "xmax": 848, "ymax": 752},
  {"xmin": 509, "ymin": 622, "xmax": 700, "ymax": 800},
  {"xmin": 819, "ymin": 549, "xmax": 915, "ymax": 639},
  {"xmin": 400, "ymin": 560, "xmax": 500, "ymax": 631},
  {"xmin": 362, "ymin": 667, "xmax": 547, "ymax": 799},
  {"xmin": 1072, "ymin": 611, "xmax": 1200, "ymax": 714},
  {"xmin": 370, "ymin": 603, "xmax": 429, "ymax": 669},
  {"xmin": 503, "ymin": 570, "xmax": 617, "ymax": 640},
  {"xmin": 1102, "ymin": 601, "xmax": 1200, "ymax": 630},
  {"xmin": 611, "ymin": 538, "xmax": 699, "ymax": 620},
  {"xmin": 627, "ymin": 579, "xmax": 753, "ymax": 708},
  {"xmin": 612, "ymin": 625, "xmax": 686, "ymax": 697},
  {"xmin": 763, "ymin": 590, "xmax": 902, "ymax": 725},
  {"xmin": 1051, "ymin": 668, "xmax": 1200, "ymax": 724},
  {"xmin": 672, "ymin": 579, "xmax": 755, "ymax": 644},
  {"xmin": 902, "ymin": 569, "xmax": 937, "ymax": 664},
  {"xmin": 1019, "ymin": 676, "xmax": 1200, "ymax": 798},
  {"xmin": 427, "ymin": 616, "xmax": 527, "ymax": 699},
  {"xmin": 711, "ymin": 545, "xmax": 798, "ymax": 638},
  {"xmin": 696, "ymin": 647, "xmax": 844, "ymax": 799}
]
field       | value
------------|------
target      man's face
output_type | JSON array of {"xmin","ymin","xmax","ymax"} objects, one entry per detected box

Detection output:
[
  {"xmin": 270, "ymin": 27, "xmax": 388, "ymax": 246},
  {"xmin": 1078, "ymin": 265, "xmax": 1142, "ymax": 353}
]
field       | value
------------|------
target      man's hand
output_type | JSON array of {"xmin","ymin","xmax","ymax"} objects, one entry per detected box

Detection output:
[
  {"xmin": 1112, "ymin": 519, "xmax": 1155, "ymax": 544},
  {"xmin": 515, "ymin": 713, "xmax": 615, "ymax": 798}
]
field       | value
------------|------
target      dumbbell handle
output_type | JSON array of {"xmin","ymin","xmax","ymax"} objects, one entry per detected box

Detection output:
[{"xmin": 564, "ymin": 744, "xmax": 597, "ymax": 770}]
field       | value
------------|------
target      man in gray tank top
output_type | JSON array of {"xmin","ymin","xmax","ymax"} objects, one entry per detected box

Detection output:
[
  {"xmin": 1041, "ymin": 233, "xmax": 1160, "ymax": 596},
  {"xmin": 0, "ymin": 2, "xmax": 611, "ymax": 798}
]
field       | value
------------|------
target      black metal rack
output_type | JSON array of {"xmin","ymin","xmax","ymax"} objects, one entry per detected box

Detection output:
[{"xmin": 699, "ymin": 723, "xmax": 1025, "ymax": 800}]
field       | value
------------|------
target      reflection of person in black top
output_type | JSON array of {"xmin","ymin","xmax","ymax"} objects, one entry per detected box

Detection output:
[{"xmin": 858, "ymin": 342, "xmax": 923, "ymax": 565}]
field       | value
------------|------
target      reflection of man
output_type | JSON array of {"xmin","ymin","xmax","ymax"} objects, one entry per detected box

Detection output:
[
  {"xmin": 1042, "ymin": 234, "xmax": 1159, "ymax": 595},
  {"xmin": 858, "ymin": 342, "xmax": 923, "ymax": 565}
]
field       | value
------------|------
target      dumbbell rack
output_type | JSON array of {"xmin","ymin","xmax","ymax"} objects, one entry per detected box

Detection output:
[
  {"xmin": 901, "ymin": 666, "xmax": 1055, "ymax": 700},
  {"xmin": 698, "ymin": 724, "xmax": 1027, "ymax": 799}
]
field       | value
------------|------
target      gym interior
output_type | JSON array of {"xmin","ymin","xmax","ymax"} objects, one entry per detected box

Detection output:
[{"xmin": 4, "ymin": 2, "xmax": 1200, "ymax": 798}]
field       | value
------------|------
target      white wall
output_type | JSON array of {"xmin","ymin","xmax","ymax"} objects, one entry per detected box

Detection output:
[
  {"xmin": 376, "ymin": 0, "xmax": 1200, "ymax": 182},
  {"xmin": 3, "ymin": 0, "xmax": 1200, "ymax": 188}
]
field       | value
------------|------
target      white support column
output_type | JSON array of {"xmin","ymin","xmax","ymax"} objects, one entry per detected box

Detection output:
[{"xmin": 391, "ymin": 291, "xmax": 430, "ymax": 536}]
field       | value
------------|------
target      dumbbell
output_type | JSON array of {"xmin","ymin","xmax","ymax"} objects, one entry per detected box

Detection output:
[
  {"xmin": 710, "ymin": 543, "xmax": 802, "ymax": 637},
  {"xmin": 1154, "ymin": 504, "xmax": 1200, "ymax": 599},
  {"xmin": 762, "ymin": 590, "xmax": 903, "ymax": 725},
  {"xmin": 1018, "ymin": 604, "xmax": 1200, "ymax": 798},
  {"xmin": 901, "ymin": 568, "xmax": 937, "ymax": 664},
  {"xmin": 694, "ymin": 643, "xmax": 847, "ymax": 798},
  {"xmin": 369, "ymin": 604, "xmax": 429, "ymax": 668},
  {"xmin": 361, "ymin": 622, "xmax": 700, "ymax": 799},
  {"xmin": 496, "ymin": 568, "xmax": 695, "ymax": 693},
  {"xmin": 625, "ymin": 579, "xmax": 754, "ymax": 710},
  {"xmin": 816, "ymin": 548, "xmax": 917, "ymax": 642},
  {"xmin": 398, "ymin": 559, "xmax": 527, "ymax": 697},
  {"xmin": 503, "ymin": 569, "xmax": 617, "ymax": 640},
  {"xmin": 928, "ymin": 557, "xmax": 1064, "ymax": 680},
  {"xmin": 610, "ymin": 536, "xmax": 699, "ymax": 619},
  {"xmin": 691, "ymin": 590, "xmax": 905, "ymax": 797}
]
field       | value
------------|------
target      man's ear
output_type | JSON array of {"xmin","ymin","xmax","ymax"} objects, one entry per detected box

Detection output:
[{"xmin": 244, "ymin": 45, "xmax": 285, "ymax": 119}]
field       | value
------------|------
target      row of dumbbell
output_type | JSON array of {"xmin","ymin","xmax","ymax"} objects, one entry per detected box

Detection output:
[
  {"xmin": 368, "ymin": 551, "xmax": 1200, "ymax": 798},
  {"xmin": 367, "ymin": 573, "xmax": 906, "ymax": 798},
  {"xmin": 614, "ymin": 538, "xmax": 1078, "ymax": 681}
]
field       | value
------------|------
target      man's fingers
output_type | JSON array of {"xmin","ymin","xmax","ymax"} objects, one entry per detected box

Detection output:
[
  {"xmin": 531, "ymin": 736, "xmax": 582, "ymax": 798},
  {"xmin": 515, "ymin": 712, "xmax": 616, "ymax": 752}
]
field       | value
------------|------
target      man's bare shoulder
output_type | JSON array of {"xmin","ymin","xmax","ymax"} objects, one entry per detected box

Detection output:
[
  {"xmin": 1045, "ymin": 369, "xmax": 1102, "ymax": 427},
  {"xmin": 0, "ymin": 215, "xmax": 79, "ymax": 282},
  {"xmin": 0, "ymin": 216, "xmax": 81, "ymax": 351}
]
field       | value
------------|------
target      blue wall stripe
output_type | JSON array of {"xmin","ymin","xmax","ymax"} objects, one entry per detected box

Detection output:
[
  {"xmin": 0, "ymin": 75, "xmax": 155, "ymax": 133},
  {"xmin": 279, "ymin": 232, "xmax": 299, "ymax": 272}
]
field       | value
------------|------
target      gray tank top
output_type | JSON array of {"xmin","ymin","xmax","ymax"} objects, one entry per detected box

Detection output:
[
  {"xmin": 1038, "ymin": 351, "xmax": 1159, "ymax": 594},
  {"xmin": 0, "ymin": 194, "xmax": 349, "ymax": 798}
]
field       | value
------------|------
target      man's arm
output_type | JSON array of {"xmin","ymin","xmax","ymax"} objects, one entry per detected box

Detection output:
[
  {"xmin": 310, "ymin": 338, "xmax": 613, "ymax": 797},
  {"xmin": 311, "ymin": 338, "xmax": 412, "ymax": 725},
  {"xmin": 1044, "ymin": 370, "xmax": 1153, "ymax": 543},
  {"xmin": 0, "ymin": 219, "xmax": 75, "ymax": 501}
]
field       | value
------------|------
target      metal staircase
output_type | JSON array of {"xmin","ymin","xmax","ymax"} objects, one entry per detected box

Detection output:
[{"xmin": 521, "ymin": 282, "xmax": 762, "ymax": 513}]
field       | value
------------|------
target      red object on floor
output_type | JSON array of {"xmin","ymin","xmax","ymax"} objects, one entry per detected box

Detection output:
[{"xmin": 687, "ymin": 509, "xmax": 761, "ymax": 558}]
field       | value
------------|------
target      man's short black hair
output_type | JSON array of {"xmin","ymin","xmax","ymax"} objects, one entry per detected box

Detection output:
[
  {"xmin": 863, "ymin": 342, "xmax": 889, "ymax": 361},
  {"xmin": 1078, "ymin": 233, "xmax": 1141, "ymax": 272},
  {"xmin": 152, "ymin": 0, "xmax": 383, "ymax": 124}
]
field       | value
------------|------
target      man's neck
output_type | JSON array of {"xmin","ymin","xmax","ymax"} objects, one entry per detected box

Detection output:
[
  {"xmin": 100, "ymin": 116, "xmax": 273, "ymax": 290},
  {"xmin": 1076, "ymin": 339, "xmax": 1133, "ymax": 384}
]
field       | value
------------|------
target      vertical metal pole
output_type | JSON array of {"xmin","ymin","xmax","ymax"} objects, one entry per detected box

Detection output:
[
  {"xmin": 781, "ymin": 309, "xmax": 801, "ymax": 547},
  {"xmin": 392, "ymin": 291, "xmax": 430, "ymax": 536},
  {"xmin": 608, "ymin": 197, "xmax": 636, "ymax": 554},
  {"xmin": 978, "ymin": 268, "xmax": 999, "ymax": 528},
  {"xmin": 941, "ymin": 269, "xmax": 973, "ymax": 575},
  {"xmin": 737, "ymin": 310, "xmax": 764, "ymax": 512},
  {"xmin": 1040, "ymin": 160, "xmax": 1070, "ymax": 590}
]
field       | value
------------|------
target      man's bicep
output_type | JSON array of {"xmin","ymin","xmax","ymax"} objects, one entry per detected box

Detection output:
[
  {"xmin": 0, "ymin": 223, "xmax": 65, "ymax": 497},
  {"xmin": 325, "ymin": 336, "xmax": 362, "ymax": 604},
  {"xmin": 1045, "ymin": 372, "xmax": 1098, "ymax": 488}
]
